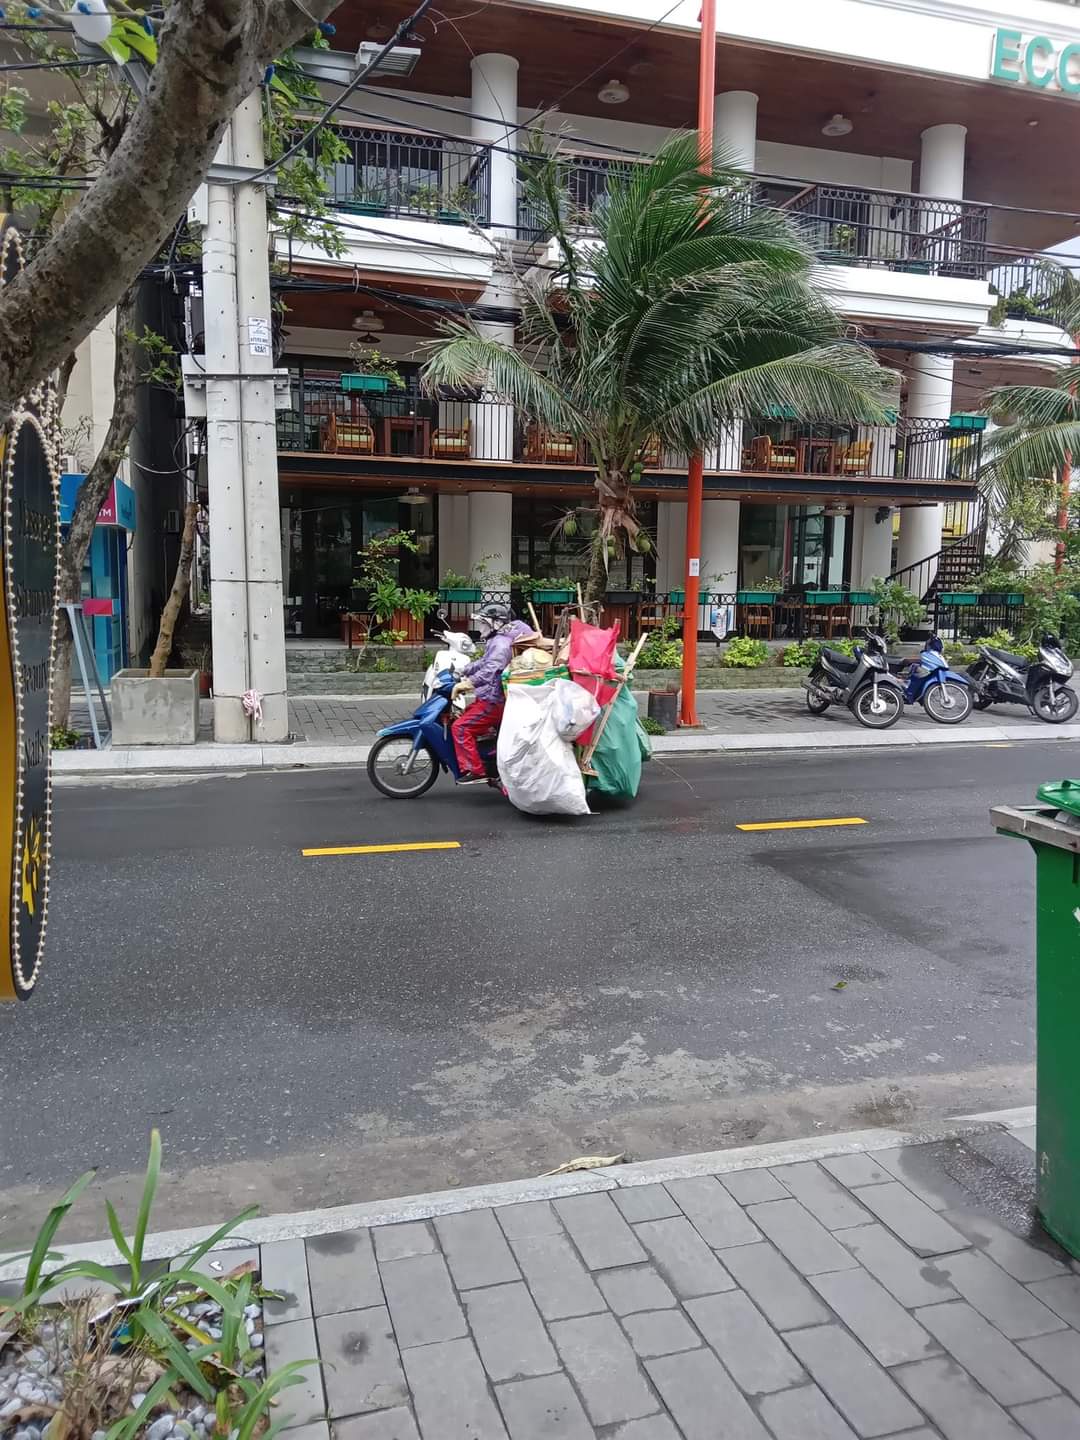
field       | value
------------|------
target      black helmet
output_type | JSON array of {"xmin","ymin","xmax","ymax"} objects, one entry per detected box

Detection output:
[{"xmin": 478, "ymin": 602, "xmax": 513, "ymax": 625}]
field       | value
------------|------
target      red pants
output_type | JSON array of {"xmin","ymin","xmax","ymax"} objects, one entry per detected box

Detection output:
[{"xmin": 452, "ymin": 699, "xmax": 504, "ymax": 776}]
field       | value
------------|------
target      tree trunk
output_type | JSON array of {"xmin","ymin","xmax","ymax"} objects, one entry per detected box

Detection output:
[
  {"xmin": 0, "ymin": 0, "xmax": 336, "ymax": 425},
  {"xmin": 51, "ymin": 287, "xmax": 139, "ymax": 730},
  {"xmin": 583, "ymin": 466, "xmax": 638, "ymax": 606},
  {"xmin": 148, "ymin": 502, "xmax": 198, "ymax": 677},
  {"xmin": 583, "ymin": 535, "xmax": 609, "ymax": 607}
]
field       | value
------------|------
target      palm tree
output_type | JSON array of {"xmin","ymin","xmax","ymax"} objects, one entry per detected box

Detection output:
[
  {"xmin": 422, "ymin": 134, "xmax": 896, "ymax": 601},
  {"xmin": 974, "ymin": 284, "xmax": 1080, "ymax": 565}
]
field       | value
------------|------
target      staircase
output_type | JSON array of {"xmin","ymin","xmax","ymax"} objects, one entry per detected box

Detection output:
[{"xmin": 888, "ymin": 504, "xmax": 987, "ymax": 609}]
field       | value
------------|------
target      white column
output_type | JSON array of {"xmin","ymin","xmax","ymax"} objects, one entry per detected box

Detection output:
[
  {"xmin": 657, "ymin": 501, "xmax": 687, "ymax": 594},
  {"xmin": 855, "ymin": 505, "xmax": 895, "ymax": 584},
  {"xmin": 471, "ymin": 54, "xmax": 519, "ymax": 235},
  {"xmin": 919, "ymin": 123, "xmax": 966, "ymax": 200},
  {"xmin": 896, "ymin": 352, "xmax": 953, "ymax": 577},
  {"xmin": 469, "ymin": 272, "xmax": 516, "ymax": 464},
  {"xmin": 713, "ymin": 91, "xmax": 758, "ymax": 171},
  {"xmin": 701, "ymin": 500, "xmax": 739, "ymax": 592},
  {"xmin": 438, "ymin": 495, "xmax": 470, "ymax": 580},
  {"xmin": 468, "ymin": 491, "xmax": 512, "ymax": 581},
  {"xmin": 204, "ymin": 94, "xmax": 288, "ymax": 743}
]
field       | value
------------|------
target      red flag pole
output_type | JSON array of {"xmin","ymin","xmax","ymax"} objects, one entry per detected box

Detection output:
[{"xmin": 679, "ymin": 0, "xmax": 717, "ymax": 726}]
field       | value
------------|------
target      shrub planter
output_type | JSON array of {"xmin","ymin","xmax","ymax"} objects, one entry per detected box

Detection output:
[
  {"xmin": 980, "ymin": 592, "xmax": 1025, "ymax": 606},
  {"xmin": 939, "ymin": 592, "xmax": 978, "ymax": 606},
  {"xmin": 439, "ymin": 587, "xmax": 482, "ymax": 603},
  {"xmin": 391, "ymin": 608, "xmax": 426, "ymax": 643},
  {"xmin": 341, "ymin": 373, "xmax": 389, "ymax": 394},
  {"xmin": 531, "ymin": 587, "xmax": 576, "ymax": 605},
  {"xmin": 737, "ymin": 589, "xmax": 781, "ymax": 603},
  {"xmin": 111, "ymin": 668, "xmax": 199, "ymax": 746},
  {"xmin": 605, "ymin": 590, "xmax": 638, "ymax": 605}
]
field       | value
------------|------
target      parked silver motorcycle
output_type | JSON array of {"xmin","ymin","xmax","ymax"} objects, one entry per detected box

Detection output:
[{"xmin": 804, "ymin": 630, "xmax": 906, "ymax": 729}]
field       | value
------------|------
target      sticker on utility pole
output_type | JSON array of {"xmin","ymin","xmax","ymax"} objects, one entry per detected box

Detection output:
[
  {"xmin": 247, "ymin": 317, "xmax": 271, "ymax": 356},
  {"xmin": 688, "ymin": 559, "xmax": 700, "ymax": 576}
]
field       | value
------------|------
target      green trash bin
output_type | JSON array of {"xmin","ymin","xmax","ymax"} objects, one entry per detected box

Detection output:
[{"xmin": 992, "ymin": 780, "xmax": 1080, "ymax": 1258}]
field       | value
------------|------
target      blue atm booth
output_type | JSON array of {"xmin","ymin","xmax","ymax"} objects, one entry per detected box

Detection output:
[{"xmin": 59, "ymin": 473, "xmax": 137, "ymax": 684}]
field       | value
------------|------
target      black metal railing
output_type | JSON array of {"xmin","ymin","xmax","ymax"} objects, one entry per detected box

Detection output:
[
  {"xmin": 985, "ymin": 248, "xmax": 1076, "ymax": 327},
  {"xmin": 516, "ymin": 153, "xmax": 643, "ymax": 237},
  {"xmin": 304, "ymin": 124, "xmax": 490, "ymax": 225},
  {"xmin": 278, "ymin": 382, "xmax": 982, "ymax": 487},
  {"xmin": 776, "ymin": 182, "xmax": 988, "ymax": 277}
]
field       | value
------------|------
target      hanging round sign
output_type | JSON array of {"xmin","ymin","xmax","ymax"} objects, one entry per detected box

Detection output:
[{"xmin": 0, "ymin": 214, "xmax": 61, "ymax": 1001}]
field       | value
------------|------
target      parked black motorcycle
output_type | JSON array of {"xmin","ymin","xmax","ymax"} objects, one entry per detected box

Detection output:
[
  {"xmin": 966, "ymin": 632, "xmax": 1078, "ymax": 724},
  {"xmin": 805, "ymin": 630, "xmax": 907, "ymax": 729}
]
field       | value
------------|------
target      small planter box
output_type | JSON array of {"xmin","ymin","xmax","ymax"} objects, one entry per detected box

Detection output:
[
  {"xmin": 737, "ymin": 590, "xmax": 781, "ymax": 604},
  {"xmin": 805, "ymin": 590, "xmax": 844, "ymax": 604},
  {"xmin": 949, "ymin": 414, "xmax": 988, "ymax": 432},
  {"xmin": 604, "ymin": 590, "xmax": 639, "ymax": 606},
  {"xmin": 439, "ymin": 587, "xmax": 482, "ymax": 603},
  {"xmin": 980, "ymin": 592, "xmax": 1025, "ymax": 606},
  {"xmin": 848, "ymin": 591, "xmax": 876, "ymax": 605},
  {"xmin": 531, "ymin": 588, "xmax": 575, "ymax": 604},
  {"xmin": 341, "ymin": 373, "xmax": 389, "ymax": 394},
  {"xmin": 940, "ymin": 592, "xmax": 978, "ymax": 606},
  {"xmin": 111, "ymin": 668, "xmax": 199, "ymax": 746},
  {"xmin": 392, "ymin": 608, "xmax": 426, "ymax": 643},
  {"xmin": 668, "ymin": 589, "xmax": 685, "ymax": 603}
]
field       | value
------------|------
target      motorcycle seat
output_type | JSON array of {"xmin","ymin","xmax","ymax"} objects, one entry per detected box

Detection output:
[
  {"xmin": 985, "ymin": 646, "xmax": 1029, "ymax": 670},
  {"xmin": 822, "ymin": 649, "xmax": 857, "ymax": 672}
]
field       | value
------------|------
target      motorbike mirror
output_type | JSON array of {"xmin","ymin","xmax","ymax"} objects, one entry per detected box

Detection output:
[{"xmin": 436, "ymin": 608, "xmax": 448, "ymax": 623}]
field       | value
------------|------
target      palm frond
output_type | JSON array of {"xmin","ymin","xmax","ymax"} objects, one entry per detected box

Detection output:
[{"xmin": 421, "ymin": 328, "xmax": 586, "ymax": 434}]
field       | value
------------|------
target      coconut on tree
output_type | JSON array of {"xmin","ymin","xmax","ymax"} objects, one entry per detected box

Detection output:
[{"xmin": 422, "ymin": 133, "xmax": 897, "ymax": 602}]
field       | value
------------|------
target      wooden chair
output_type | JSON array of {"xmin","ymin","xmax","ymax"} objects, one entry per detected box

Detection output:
[
  {"xmin": 323, "ymin": 411, "xmax": 375, "ymax": 455},
  {"xmin": 431, "ymin": 418, "xmax": 471, "ymax": 458},
  {"xmin": 824, "ymin": 605, "xmax": 853, "ymax": 638},
  {"xmin": 749, "ymin": 434, "xmax": 797, "ymax": 472},
  {"xmin": 836, "ymin": 439, "xmax": 872, "ymax": 475},
  {"xmin": 637, "ymin": 597, "xmax": 669, "ymax": 633},
  {"xmin": 525, "ymin": 425, "xmax": 578, "ymax": 463},
  {"xmin": 741, "ymin": 603, "xmax": 775, "ymax": 639},
  {"xmin": 638, "ymin": 435, "xmax": 662, "ymax": 467}
]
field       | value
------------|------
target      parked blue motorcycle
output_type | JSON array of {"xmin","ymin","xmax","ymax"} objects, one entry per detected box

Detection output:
[{"xmin": 890, "ymin": 635, "xmax": 973, "ymax": 724}]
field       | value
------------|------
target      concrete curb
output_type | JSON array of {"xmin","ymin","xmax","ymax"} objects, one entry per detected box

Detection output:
[
  {"xmin": 52, "ymin": 725, "xmax": 1080, "ymax": 777},
  {"xmin": 0, "ymin": 1106, "xmax": 1035, "ymax": 1282}
]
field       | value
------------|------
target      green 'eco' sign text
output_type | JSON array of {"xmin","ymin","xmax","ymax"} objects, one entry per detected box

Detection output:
[{"xmin": 991, "ymin": 28, "xmax": 1080, "ymax": 94}]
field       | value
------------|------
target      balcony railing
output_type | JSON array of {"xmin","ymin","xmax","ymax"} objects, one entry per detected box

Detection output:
[
  {"xmin": 776, "ymin": 182, "xmax": 989, "ymax": 277},
  {"xmin": 303, "ymin": 124, "xmax": 490, "ymax": 225},
  {"xmin": 985, "ymin": 247, "xmax": 1077, "ymax": 327},
  {"xmin": 277, "ymin": 382, "xmax": 979, "ymax": 486}
]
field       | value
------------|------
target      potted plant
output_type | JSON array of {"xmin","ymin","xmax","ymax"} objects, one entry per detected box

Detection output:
[
  {"xmin": 439, "ymin": 568, "xmax": 483, "ymax": 603},
  {"xmin": 395, "ymin": 587, "xmax": 440, "ymax": 642},
  {"xmin": 342, "ymin": 342, "xmax": 406, "ymax": 394},
  {"xmin": 530, "ymin": 575, "xmax": 576, "ymax": 604},
  {"xmin": 737, "ymin": 575, "xmax": 785, "ymax": 604}
]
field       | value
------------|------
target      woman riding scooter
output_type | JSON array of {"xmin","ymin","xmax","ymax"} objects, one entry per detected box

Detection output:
[{"xmin": 451, "ymin": 603, "xmax": 534, "ymax": 784}]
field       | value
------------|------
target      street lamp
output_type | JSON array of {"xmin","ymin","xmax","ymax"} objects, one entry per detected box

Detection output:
[{"xmin": 679, "ymin": 0, "xmax": 717, "ymax": 727}]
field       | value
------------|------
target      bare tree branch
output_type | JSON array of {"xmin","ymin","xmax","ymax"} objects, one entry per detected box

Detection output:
[{"xmin": 0, "ymin": 0, "xmax": 336, "ymax": 422}]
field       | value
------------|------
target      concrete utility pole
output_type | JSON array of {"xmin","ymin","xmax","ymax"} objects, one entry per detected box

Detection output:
[{"xmin": 198, "ymin": 95, "xmax": 289, "ymax": 743}]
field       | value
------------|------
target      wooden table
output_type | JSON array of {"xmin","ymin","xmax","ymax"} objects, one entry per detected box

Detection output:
[
  {"xmin": 797, "ymin": 438, "xmax": 838, "ymax": 474},
  {"xmin": 380, "ymin": 415, "xmax": 432, "ymax": 457}
]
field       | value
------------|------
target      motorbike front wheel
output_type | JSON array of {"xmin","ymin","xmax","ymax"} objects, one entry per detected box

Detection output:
[
  {"xmin": 1032, "ymin": 684, "xmax": 1079, "ymax": 725},
  {"xmin": 852, "ymin": 685, "xmax": 903, "ymax": 729},
  {"xmin": 923, "ymin": 681, "xmax": 973, "ymax": 725},
  {"xmin": 367, "ymin": 736, "xmax": 440, "ymax": 798}
]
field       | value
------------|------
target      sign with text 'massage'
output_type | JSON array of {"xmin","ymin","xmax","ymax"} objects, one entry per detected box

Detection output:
[{"xmin": 0, "ymin": 215, "xmax": 60, "ymax": 1001}]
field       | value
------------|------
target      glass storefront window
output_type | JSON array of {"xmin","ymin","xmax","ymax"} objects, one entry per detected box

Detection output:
[{"xmin": 511, "ymin": 498, "xmax": 657, "ymax": 589}]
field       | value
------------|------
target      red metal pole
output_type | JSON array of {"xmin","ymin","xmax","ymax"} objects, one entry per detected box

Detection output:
[{"xmin": 679, "ymin": 0, "xmax": 717, "ymax": 727}]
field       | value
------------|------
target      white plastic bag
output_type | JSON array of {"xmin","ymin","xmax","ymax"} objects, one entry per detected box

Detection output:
[
  {"xmin": 550, "ymin": 678, "xmax": 601, "ymax": 741},
  {"xmin": 497, "ymin": 681, "xmax": 591, "ymax": 816}
]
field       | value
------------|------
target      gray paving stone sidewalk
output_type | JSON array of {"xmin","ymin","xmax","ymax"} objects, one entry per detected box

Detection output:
[
  {"xmin": 284, "ymin": 691, "xmax": 1079, "ymax": 746},
  {"xmin": 252, "ymin": 1125, "xmax": 1080, "ymax": 1440}
]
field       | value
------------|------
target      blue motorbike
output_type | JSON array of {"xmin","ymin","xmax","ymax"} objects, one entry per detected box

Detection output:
[
  {"xmin": 367, "ymin": 667, "xmax": 499, "ymax": 799},
  {"xmin": 890, "ymin": 635, "xmax": 973, "ymax": 724}
]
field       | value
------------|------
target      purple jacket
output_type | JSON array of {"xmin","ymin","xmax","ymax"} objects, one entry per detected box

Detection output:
[{"xmin": 465, "ymin": 620, "xmax": 535, "ymax": 703}]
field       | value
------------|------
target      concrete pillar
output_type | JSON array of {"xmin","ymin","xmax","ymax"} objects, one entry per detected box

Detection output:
[
  {"xmin": 438, "ymin": 494, "xmax": 470, "ymax": 580},
  {"xmin": 701, "ymin": 500, "xmax": 740, "ymax": 592},
  {"xmin": 896, "ymin": 352, "xmax": 954, "ymax": 577},
  {"xmin": 657, "ymin": 501, "xmax": 687, "ymax": 594},
  {"xmin": 469, "ymin": 273, "xmax": 516, "ymax": 464},
  {"xmin": 713, "ymin": 91, "xmax": 758, "ymax": 171},
  {"xmin": 919, "ymin": 123, "xmax": 966, "ymax": 199},
  {"xmin": 854, "ymin": 505, "xmax": 894, "ymax": 585},
  {"xmin": 471, "ymin": 53, "xmax": 519, "ymax": 234},
  {"xmin": 468, "ymin": 491, "xmax": 512, "ymax": 582}
]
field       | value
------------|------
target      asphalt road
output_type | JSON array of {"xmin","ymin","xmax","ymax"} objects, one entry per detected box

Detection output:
[{"xmin": 0, "ymin": 740, "xmax": 1068, "ymax": 1246}]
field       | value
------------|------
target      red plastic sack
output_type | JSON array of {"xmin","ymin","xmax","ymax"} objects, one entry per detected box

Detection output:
[{"xmin": 568, "ymin": 618, "xmax": 620, "ymax": 744}]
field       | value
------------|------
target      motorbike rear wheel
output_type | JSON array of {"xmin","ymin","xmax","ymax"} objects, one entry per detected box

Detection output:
[
  {"xmin": 852, "ymin": 684, "xmax": 903, "ymax": 729},
  {"xmin": 1032, "ymin": 683, "xmax": 1079, "ymax": 725},
  {"xmin": 367, "ymin": 736, "xmax": 440, "ymax": 798},
  {"xmin": 805, "ymin": 690, "xmax": 830, "ymax": 715},
  {"xmin": 972, "ymin": 693, "xmax": 993, "ymax": 711},
  {"xmin": 923, "ymin": 681, "xmax": 973, "ymax": 725}
]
